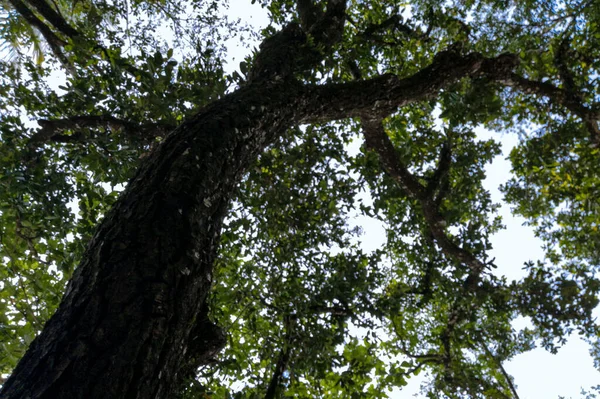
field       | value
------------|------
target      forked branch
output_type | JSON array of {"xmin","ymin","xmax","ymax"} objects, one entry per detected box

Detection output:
[{"xmin": 360, "ymin": 118, "xmax": 487, "ymax": 287}]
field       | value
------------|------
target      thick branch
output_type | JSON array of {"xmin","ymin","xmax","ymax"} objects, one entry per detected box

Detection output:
[
  {"xmin": 555, "ymin": 38, "xmax": 577, "ymax": 95},
  {"xmin": 247, "ymin": 23, "xmax": 312, "ymax": 82},
  {"xmin": 555, "ymin": 38, "xmax": 600, "ymax": 143},
  {"xmin": 25, "ymin": 0, "xmax": 79, "ymax": 39},
  {"xmin": 249, "ymin": 1, "xmax": 346, "ymax": 83},
  {"xmin": 8, "ymin": 0, "xmax": 68, "ymax": 62},
  {"xmin": 361, "ymin": 119, "xmax": 427, "ymax": 200},
  {"xmin": 295, "ymin": 0, "xmax": 347, "ymax": 44},
  {"xmin": 300, "ymin": 51, "xmax": 519, "ymax": 124},
  {"xmin": 30, "ymin": 115, "xmax": 173, "ymax": 145},
  {"xmin": 264, "ymin": 315, "xmax": 295, "ymax": 399},
  {"xmin": 264, "ymin": 345, "xmax": 291, "ymax": 399},
  {"xmin": 307, "ymin": 0, "xmax": 346, "ymax": 47},
  {"xmin": 296, "ymin": 0, "xmax": 320, "ymax": 31}
]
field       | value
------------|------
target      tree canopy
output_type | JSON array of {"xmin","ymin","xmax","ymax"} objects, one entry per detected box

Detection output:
[{"xmin": 0, "ymin": 0, "xmax": 599, "ymax": 398}]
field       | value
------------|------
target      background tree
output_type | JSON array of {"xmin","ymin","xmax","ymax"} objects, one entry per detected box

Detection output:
[{"xmin": 0, "ymin": 0, "xmax": 599, "ymax": 398}]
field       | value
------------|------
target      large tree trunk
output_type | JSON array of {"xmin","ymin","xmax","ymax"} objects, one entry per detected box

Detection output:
[
  {"xmin": 0, "ymin": 81, "xmax": 302, "ymax": 398},
  {"xmin": 0, "ymin": 3, "xmax": 517, "ymax": 395}
]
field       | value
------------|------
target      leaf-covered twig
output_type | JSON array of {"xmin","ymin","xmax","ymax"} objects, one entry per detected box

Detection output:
[
  {"xmin": 476, "ymin": 331, "xmax": 521, "ymax": 399},
  {"xmin": 358, "ymin": 14, "xmax": 432, "ymax": 46}
]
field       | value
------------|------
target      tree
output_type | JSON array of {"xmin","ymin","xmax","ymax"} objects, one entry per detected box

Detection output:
[{"xmin": 0, "ymin": 0, "xmax": 599, "ymax": 398}]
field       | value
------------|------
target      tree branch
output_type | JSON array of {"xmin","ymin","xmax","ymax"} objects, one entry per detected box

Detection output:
[
  {"xmin": 296, "ymin": 0, "xmax": 320, "ymax": 31},
  {"xmin": 358, "ymin": 14, "xmax": 432, "ymax": 46},
  {"xmin": 24, "ymin": 0, "xmax": 79, "ymax": 39},
  {"xmin": 264, "ymin": 345, "xmax": 291, "ymax": 399},
  {"xmin": 326, "ymin": 48, "xmax": 509, "ymax": 292},
  {"xmin": 301, "ymin": 52, "xmax": 520, "ymax": 384},
  {"xmin": 8, "ymin": 0, "xmax": 70, "ymax": 65},
  {"xmin": 555, "ymin": 37, "xmax": 600, "ymax": 144},
  {"xmin": 264, "ymin": 315, "xmax": 295, "ymax": 399},
  {"xmin": 29, "ymin": 115, "xmax": 173, "ymax": 146},
  {"xmin": 249, "ymin": 1, "xmax": 346, "ymax": 83},
  {"xmin": 499, "ymin": 73, "xmax": 600, "ymax": 143},
  {"xmin": 361, "ymin": 118, "xmax": 427, "ymax": 199},
  {"xmin": 11, "ymin": 0, "xmax": 145, "ymax": 77},
  {"xmin": 309, "ymin": 50, "xmax": 514, "ymax": 290},
  {"xmin": 359, "ymin": 118, "xmax": 487, "ymax": 288},
  {"xmin": 295, "ymin": 0, "xmax": 347, "ymax": 43},
  {"xmin": 363, "ymin": 115, "xmax": 517, "ymax": 396},
  {"xmin": 476, "ymin": 332, "xmax": 521, "ymax": 399},
  {"xmin": 426, "ymin": 139, "xmax": 452, "ymax": 201},
  {"xmin": 392, "ymin": 321, "xmax": 444, "ymax": 364},
  {"xmin": 300, "ymin": 51, "xmax": 519, "ymax": 124},
  {"xmin": 308, "ymin": 0, "xmax": 347, "ymax": 47}
]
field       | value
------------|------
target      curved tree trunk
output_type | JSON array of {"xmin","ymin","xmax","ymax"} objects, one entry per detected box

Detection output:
[
  {"xmin": 0, "ymin": 82, "xmax": 302, "ymax": 399},
  {"xmin": 0, "ymin": 2, "xmax": 518, "ymax": 395}
]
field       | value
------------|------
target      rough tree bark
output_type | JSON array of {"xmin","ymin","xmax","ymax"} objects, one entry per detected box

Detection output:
[{"xmin": 0, "ymin": 2, "xmax": 519, "ymax": 398}]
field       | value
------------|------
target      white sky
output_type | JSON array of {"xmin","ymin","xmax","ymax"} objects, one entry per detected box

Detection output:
[{"xmin": 227, "ymin": 1, "xmax": 600, "ymax": 398}]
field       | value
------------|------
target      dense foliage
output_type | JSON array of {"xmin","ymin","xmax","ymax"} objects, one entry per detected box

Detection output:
[{"xmin": 0, "ymin": 0, "xmax": 599, "ymax": 398}]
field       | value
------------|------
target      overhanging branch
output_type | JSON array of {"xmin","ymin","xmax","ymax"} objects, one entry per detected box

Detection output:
[
  {"xmin": 300, "ymin": 51, "xmax": 519, "ymax": 124},
  {"xmin": 25, "ymin": 0, "xmax": 80, "ymax": 39},
  {"xmin": 29, "ymin": 115, "xmax": 173, "ymax": 146},
  {"xmin": 8, "ymin": 0, "xmax": 69, "ymax": 64}
]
